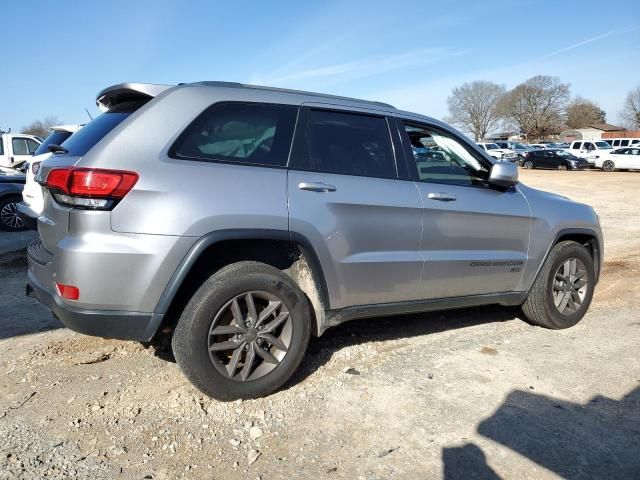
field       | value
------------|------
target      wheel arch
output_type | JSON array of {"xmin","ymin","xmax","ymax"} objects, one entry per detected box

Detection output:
[
  {"xmin": 532, "ymin": 228, "xmax": 602, "ymax": 291},
  {"xmin": 147, "ymin": 229, "xmax": 330, "ymax": 340}
]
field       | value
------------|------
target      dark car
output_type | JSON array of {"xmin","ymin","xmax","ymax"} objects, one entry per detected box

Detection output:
[
  {"xmin": 521, "ymin": 149, "xmax": 589, "ymax": 171},
  {"xmin": 0, "ymin": 166, "xmax": 27, "ymax": 231}
]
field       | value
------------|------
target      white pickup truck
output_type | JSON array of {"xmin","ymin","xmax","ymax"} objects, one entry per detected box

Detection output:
[
  {"xmin": 565, "ymin": 140, "xmax": 613, "ymax": 165},
  {"xmin": 0, "ymin": 133, "xmax": 42, "ymax": 167}
]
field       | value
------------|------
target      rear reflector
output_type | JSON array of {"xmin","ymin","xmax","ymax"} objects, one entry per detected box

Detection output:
[
  {"xmin": 56, "ymin": 283, "xmax": 80, "ymax": 300},
  {"xmin": 45, "ymin": 167, "xmax": 138, "ymax": 210}
]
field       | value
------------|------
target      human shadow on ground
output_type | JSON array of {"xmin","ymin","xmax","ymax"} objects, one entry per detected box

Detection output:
[{"xmin": 443, "ymin": 386, "xmax": 640, "ymax": 479}]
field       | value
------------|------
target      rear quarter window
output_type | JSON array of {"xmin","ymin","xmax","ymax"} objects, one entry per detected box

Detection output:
[
  {"xmin": 171, "ymin": 102, "xmax": 298, "ymax": 168},
  {"xmin": 61, "ymin": 101, "xmax": 146, "ymax": 156}
]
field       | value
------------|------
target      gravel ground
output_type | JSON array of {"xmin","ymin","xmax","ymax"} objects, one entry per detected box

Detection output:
[{"xmin": 0, "ymin": 169, "xmax": 639, "ymax": 479}]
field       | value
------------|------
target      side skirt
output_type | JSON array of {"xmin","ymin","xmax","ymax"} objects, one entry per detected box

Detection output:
[{"xmin": 320, "ymin": 291, "xmax": 527, "ymax": 335}]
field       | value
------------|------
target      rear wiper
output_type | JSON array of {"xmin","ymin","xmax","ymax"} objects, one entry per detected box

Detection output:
[{"xmin": 48, "ymin": 144, "xmax": 69, "ymax": 154}]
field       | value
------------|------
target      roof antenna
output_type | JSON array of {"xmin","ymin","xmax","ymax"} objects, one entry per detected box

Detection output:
[{"xmin": 85, "ymin": 108, "xmax": 93, "ymax": 121}]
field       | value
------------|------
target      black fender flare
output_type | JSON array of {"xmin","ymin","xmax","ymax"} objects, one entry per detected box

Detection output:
[{"xmin": 144, "ymin": 229, "xmax": 330, "ymax": 339}]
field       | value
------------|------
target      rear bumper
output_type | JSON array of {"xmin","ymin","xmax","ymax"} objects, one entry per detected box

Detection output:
[{"xmin": 27, "ymin": 268, "xmax": 163, "ymax": 341}]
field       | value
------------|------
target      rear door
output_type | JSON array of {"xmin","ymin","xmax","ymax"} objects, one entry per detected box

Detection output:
[
  {"xmin": 396, "ymin": 118, "xmax": 531, "ymax": 299},
  {"xmin": 287, "ymin": 106, "xmax": 423, "ymax": 309}
]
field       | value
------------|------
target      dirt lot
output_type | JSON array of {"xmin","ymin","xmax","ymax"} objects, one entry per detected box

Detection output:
[{"xmin": 1, "ymin": 169, "xmax": 639, "ymax": 480}]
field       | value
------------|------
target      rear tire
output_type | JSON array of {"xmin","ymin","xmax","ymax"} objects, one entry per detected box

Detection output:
[
  {"xmin": 521, "ymin": 241, "xmax": 595, "ymax": 329},
  {"xmin": 0, "ymin": 196, "xmax": 26, "ymax": 231},
  {"xmin": 172, "ymin": 261, "xmax": 311, "ymax": 400},
  {"xmin": 602, "ymin": 160, "xmax": 615, "ymax": 172}
]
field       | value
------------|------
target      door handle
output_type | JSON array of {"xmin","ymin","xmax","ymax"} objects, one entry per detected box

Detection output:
[
  {"xmin": 298, "ymin": 182, "xmax": 336, "ymax": 192},
  {"xmin": 427, "ymin": 192, "xmax": 457, "ymax": 202}
]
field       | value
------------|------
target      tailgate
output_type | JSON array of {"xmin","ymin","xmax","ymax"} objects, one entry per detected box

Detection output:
[{"xmin": 36, "ymin": 155, "xmax": 81, "ymax": 253}]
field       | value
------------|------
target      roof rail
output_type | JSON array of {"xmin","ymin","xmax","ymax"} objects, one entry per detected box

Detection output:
[{"xmin": 188, "ymin": 81, "xmax": 395, "ymax": 109}]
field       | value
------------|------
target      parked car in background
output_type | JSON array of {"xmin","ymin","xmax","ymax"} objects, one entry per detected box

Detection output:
[
  {"xmin": 567, "ymin": 140, "xmax": 613, "ymax": 164},
  {"xmin": 521, "ymin": 149, "xmax": 590, "ymax": 170},
  {"xmin": 18, "ymin": 125, "xmax": 82, "ymax": 229},
  {"xmin": 602, "ymin": 138, "xmax": 640, "ymax": 149},
  {"xmin": 27, "ymin": 81, "xmax": 603, "ymax": 400},
  {"xmin": 0, "ymin": 165, "xmax": 27, "ymax": 230},
  {"xmin": 495, "ymin": 142, "xmax": 532, "ymax": 163},
  {"xmin": 595, "ymin": 147, "xmax": 640, "ymax": 172},
  {"xmin": 0, "ymin": 133, "xmax": 41, "ymax": 167},
  {"xmin": 476, "ymin": 142, "xmax": 518, "ymax": 161}
]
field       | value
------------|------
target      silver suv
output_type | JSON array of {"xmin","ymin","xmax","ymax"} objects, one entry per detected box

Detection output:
[{"xmin": 27, "ymin": 82, "xmax": 603, "ymax": 400}]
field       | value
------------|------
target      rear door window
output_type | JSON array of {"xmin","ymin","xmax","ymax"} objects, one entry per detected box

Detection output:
[
  {"xmin": 572, "ymin": 142, "xmax": 581, "ymax": 149},
  {"xmin": 621, "ymin": 139, "xmax": 629, "ymax": 147},
  {"xmin": 61, "ymin": 101, "xmax": 147, "ymax": 156},
  {"xmin": 171, "ymin": 102, "xmax": 298, "ymax": 167},
  {"xmin": 297, "ymin": 109, "xmax": 396, "ymax": 179}
]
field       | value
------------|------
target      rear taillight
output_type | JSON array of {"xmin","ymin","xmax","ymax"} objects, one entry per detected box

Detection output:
[{"xmin": 45, "ymin": 167, "xmax": 138, "ymax": 210}]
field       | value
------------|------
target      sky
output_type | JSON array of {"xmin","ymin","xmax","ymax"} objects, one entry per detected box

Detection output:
[{"xmin": 1, "ymin": 0, "xmax": 639, "ymax": 132}]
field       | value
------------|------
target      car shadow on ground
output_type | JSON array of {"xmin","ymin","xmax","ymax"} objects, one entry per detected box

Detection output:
[
  {"xmin": 443, "ymin": 386, "xmax": 640, "ymax": 479},
  {"xmin": 0, "ymin": 250, "xmax": 63, "ymax": 340},
  {"xmin": 288, "ymin": 305, "xmax": 521, "ymax": 388}
]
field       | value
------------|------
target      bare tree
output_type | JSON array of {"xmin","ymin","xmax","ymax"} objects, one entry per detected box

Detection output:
[
  {"xmin": 21, "ymin": 116, "xmax": 62, "ymax": 138},
  {"xmin": 566, "ymin": 96, "xmax": 606, "ymax": 129},
  {"xmin": 620, "ymin": 86, "xmax": 640, "ymax": 129},
  {"xmin": 445, "ymin": 81, "xmax": 506, "ymax": 141},
  {"xmin": 499, "ymin": 75, "xmax": 570, "ymax": 141}
]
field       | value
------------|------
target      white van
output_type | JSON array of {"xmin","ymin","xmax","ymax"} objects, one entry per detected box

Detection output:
[
  {"xmin": 567, "ymin": 140, "xmax": 613, "ymax": 164},
  {"xmin": 602, "ymin": 138, "xmax": 640, "ymax": 149}
]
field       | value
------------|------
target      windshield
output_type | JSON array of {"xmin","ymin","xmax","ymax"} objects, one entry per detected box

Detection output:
[
  {"xmin": 486, "ymin": 143, "xmax": 500, "ymax": 150},
  {"xmin": 595, "ymin": 141, "xmax": 612, "ymax": 149},
  {"xmin": 33, "ymin": 130, "xmax": 74, "ymax": 156},
  {"xmin": 60, "ymin": 101, "xmax": 146, "ymax": 156}
]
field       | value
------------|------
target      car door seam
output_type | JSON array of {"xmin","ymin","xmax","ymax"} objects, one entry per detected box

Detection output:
[{"xmin": 413, "ymin": 181, "xmax": 426, "ymax": 283}]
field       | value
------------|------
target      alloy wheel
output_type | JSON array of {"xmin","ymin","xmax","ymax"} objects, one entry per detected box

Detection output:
[
  {"xmin": 207, "ymin": 291, "xmax": 292, "ymax": 381},
  {"xmin": 524, "ymin": 161, "xmax": 533, "ymax": 169},
  {"xmin": 602, "ymin": 160, "xmax": 615, "ymax": 172},
  {"xmin": 0, "ymin": 201, "xmax": 24, "ymax": 230},
  {"xmin": 552, "ymin": 258, "xmax": 588, "ymax": 315}
]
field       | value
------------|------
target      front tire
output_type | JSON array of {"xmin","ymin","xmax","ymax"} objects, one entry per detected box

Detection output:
[
  {"xmin": 523, "ymin": 160, "xmax": 534, "ymax": 169},
  {"xmin": 521, "ymin": 241, "xmax": 595, "ymax": 329},
  {"xmin": 601, "ymin": 160, "xmax": 615, "ymax": 172},
  {"xmin": 172, "ymin": 261, "xmax": 311, "ymax": 400}
]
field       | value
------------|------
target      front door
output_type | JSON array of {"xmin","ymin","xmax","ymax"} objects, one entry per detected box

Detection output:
[
  {"xmin": 396, "ymin": 118, "xmax": 531, "ymax": 299},
  {"xmin": 10, "ymin": 136, "xmax": 39, "ymax": 165},
  {"xmin": 287, "ymin": 107, "xmax": 424, "ymax": 309}
]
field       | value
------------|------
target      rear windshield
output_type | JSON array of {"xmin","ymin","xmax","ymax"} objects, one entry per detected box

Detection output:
[
  {"xmin": 60, "ymin": 101, "xmax": 146, "ymax": 156},
  {"xmin": 34, "ymin": 130, "xmax": 74, "ymax": 155}
]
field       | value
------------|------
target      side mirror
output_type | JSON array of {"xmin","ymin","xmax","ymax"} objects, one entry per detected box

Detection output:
[{"xmin": 489, "ymin": 161, "xmax": 518, "ymax": 188}]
